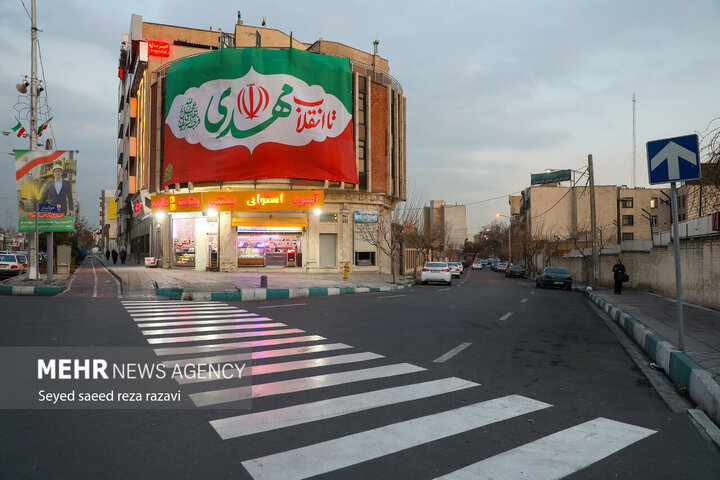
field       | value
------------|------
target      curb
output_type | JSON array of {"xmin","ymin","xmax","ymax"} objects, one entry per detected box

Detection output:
[
  {"xmin": 586, "ymin": 291, "xmax": 720, "ymax": 428},
  {"xmin": 157, "ymin": 283, "xmax": 413, "ymax": 302},
  {"xmin": 0, "ymin": 284, "xmax": 62, "ymax": 296}
]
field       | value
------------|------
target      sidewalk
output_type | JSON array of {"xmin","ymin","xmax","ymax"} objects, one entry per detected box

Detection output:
[
  {"xmin": 586, "ymin": 286, "xmax": 720, "ymax": 428},
  {"xmin": 96, "ymin": 255, "xmax": 412, "ymax": 301}
]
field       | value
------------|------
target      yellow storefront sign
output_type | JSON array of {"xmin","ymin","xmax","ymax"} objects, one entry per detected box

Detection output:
[{"xmin": 150, "ymin": 190, "xmax": 324, "ymax": 213}]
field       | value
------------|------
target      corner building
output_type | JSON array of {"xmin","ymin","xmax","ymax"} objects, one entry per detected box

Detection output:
[{"xmin": 116, "ymin": 14, "xmax": 406, "ymax": 273}]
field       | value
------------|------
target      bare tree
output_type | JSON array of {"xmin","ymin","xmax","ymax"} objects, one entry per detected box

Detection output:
[{"xmin": 358, "ymin": 195, "xmax": 423, "ymax": 283}]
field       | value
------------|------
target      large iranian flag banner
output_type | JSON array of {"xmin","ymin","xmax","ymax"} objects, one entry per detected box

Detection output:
[{"xmin": 164, "ymin": 48, "xmax": 358, "ymax": 186}]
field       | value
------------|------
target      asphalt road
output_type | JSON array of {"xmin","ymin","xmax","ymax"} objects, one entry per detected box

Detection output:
[{"xmin": 0, "ymin": 268, "xmax": 718, "ymax": 479}]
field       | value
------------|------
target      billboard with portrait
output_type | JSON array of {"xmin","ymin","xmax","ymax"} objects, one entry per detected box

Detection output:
[
  {"xmin": 164, "ymin": 48, "xmax": 357, "ymax": 186},
  {"xmin": 15, "ymin": 150, "xmax": 78, "ymax": 232}
]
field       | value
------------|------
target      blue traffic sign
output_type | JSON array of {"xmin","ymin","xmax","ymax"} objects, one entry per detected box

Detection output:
[{"xmin": 646, "ymin": 134, "xmax": 701, "ymax": 184}]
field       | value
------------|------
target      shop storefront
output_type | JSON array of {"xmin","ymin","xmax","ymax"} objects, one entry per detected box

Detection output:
[{"xmin": 153, "ymin": 190, "xmax": 322, "ymax": 271}]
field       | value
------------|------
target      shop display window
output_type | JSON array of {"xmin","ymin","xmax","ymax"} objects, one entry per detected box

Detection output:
[
  {"xmin": 173, "ymin": 218, "xmax": 196, "ymax": 267},
  {"xmin": 236, "ymin": 231, "xmax": 302, "ymax": 267}
]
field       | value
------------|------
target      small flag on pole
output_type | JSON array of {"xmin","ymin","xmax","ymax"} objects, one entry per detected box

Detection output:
[
  {"xmin": 11, "ymin": 118, "xmax": 26, "ymax": 138},
  {"xmin": 37, "ymin": 116, "xmax": 53, "ymax": 136}
]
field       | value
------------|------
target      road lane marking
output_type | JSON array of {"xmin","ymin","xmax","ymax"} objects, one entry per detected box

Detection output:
[
  {"xmin": 146, "ymin": 328, "xmax": 304, "ymax": 345},
  {"xmin": 162, "ymin": 343, "xmax": 353, "ymax": 368},
  {"xmin": 135, "ymin": 317, "xmax": 261, "ymax": 328},
  {"xmin": 141, "ymin": 323, "xmax": 286, "ymax": 336},
  {"xmin": 378, "ymin": 295, "xmax": 405, "ymax": 298},
  {"xmin": 499, "ymin": 312, "xmax": 513, "ymax": 321},
  {"xmin": 433, "ymin": 342, "xmax": 472, "ymax": 363},
  {"xmin": 257, "ymin": 303, "xmax": 307, "ymax": 309},
  {"xmin": 190, "ymin": 363, "xmax": 426, "ymax": 407},
  {"xmin": 435, "ymin": 417, "xmax": 656, "ymax": 480},
  {"xmin": 241, "ymin": 395, "xmax": 552, "ymax": 480},
  {"xmin": 438, "ymin": 288, "xmax": 450, "ymax": 292},
  {"xmin": 212, "ymin": 377, "xmax": 479, "ymax": 439},
  {"xmin": 130, "ymin": 307, "xmax": 240, "ymax": 317},
  {"xmin": 91, "ymin": 262, "xmax": 98, "ymax": 297},
  {"xmin": 132, "ymin": 313, "xmax": 260, "ymax": 323},
  {"xmin": 153, "ymin": 335, "xmax": 326, "ymax": 356},
  {"xmin": 520, "ymin": 298, "xmax": 528, "ymax": 303},
  {"xmin": 176, "ymin": 352, "xmax": 384, "ymax": 384}
]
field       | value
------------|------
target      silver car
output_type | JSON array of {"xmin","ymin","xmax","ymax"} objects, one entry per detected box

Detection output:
[{"xmin": 420, "ymin": 262, "xmax": 452, "ymax": 285}]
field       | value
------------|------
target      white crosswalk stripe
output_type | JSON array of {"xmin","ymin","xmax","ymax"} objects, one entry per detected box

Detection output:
[
  {"xmin": 241, "ymin": 395, "xmax": 552, "ymax": 480},
  {"xmin": 435, "ymin": 417, "xmax": 656, "ymax": 480},
  {"xmin": 210, "ymin": 377, "xmax": 478, "ymax": 439},
  {"xmin": 140, "ymin": 322, "xmax": 286, "ymax": 336},
  {"xmin": 120, "ymin": 301, "xmax": 659, "ymax": 480}
]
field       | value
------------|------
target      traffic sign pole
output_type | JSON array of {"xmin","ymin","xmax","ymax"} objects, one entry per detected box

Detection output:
[{"xmin": 670, "ymin": 182, "xmax": 685, "ymax": 350}]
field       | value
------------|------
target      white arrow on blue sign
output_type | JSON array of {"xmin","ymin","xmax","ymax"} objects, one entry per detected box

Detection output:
[{"xmin": 646, "ymin": 134, "xmax": 701, "ymax": 184}]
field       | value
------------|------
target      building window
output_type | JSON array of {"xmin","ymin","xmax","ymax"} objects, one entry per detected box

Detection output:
[
  {"xmin": 354, "ymin": 251, "xmax": 376, "ymax": 266},
  {"xmin": 650, "ymin": 197, "xmax": 659, "ymax": 209},
  {"xmin": 651, "ymin": 216, "xmax": 658, "ymax": 226},
  {"xmin": 357, "ymin": 91, "xmax": 366, "ymax": 125},
  {"xmin": 622, "ymin": 215, "xmax": 634, "ymax": 226},
  {"xmin": 172, "ymin": 218, "xmax": 196, "ymax": 267},
  {"xmin": 621, "ymin": 197, "xmax": 633, "ymax": 208},
  {"xmin": 622, "ymin": 232, "xmax": 634, "ymax": 241},
  {"xmin": 319, "ymin": 213, "xmax": 337, "ymax": 222}
]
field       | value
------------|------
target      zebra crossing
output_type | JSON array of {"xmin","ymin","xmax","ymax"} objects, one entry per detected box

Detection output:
[{"xmin": 121, "ymin": 300, "xmax": 657, "ymax": 479}]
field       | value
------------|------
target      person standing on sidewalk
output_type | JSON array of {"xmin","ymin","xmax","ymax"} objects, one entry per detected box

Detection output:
[
  {"xmin": 120, "ymin": 249, "xmax": 127, "ymax": 265},
  {"xmin": 111, "ymin": 249, "xmax": 118, "ymax": 265},
  {"xmin": 105, "ymin": 249, "xmax": 110, "ymax": 262},
  {"xmin": 612, "ymin": 258, "xmax": 626, "ymax": 294}
]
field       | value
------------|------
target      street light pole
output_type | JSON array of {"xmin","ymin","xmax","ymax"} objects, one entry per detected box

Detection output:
[{"xmin": 588, "ymin": 154, "xmax": 598, "ymax": 289}]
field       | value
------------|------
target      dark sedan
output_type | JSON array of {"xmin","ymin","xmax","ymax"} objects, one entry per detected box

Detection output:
[
  {"xmin": 505, "ymin": 264, "xmax": 525, "ymax": 278},
  {"xmin": 535, "ymin": 266, "xmax": 573, "ymax": 289}
]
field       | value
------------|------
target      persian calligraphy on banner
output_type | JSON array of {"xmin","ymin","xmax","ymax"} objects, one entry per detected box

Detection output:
[
  {"xmin": 164, "ymin": 48, "xmax": 357, "ymax": 187},
  {"xmin": 150, "ymin": 190, "xmax": 324, "ymax": 213}
]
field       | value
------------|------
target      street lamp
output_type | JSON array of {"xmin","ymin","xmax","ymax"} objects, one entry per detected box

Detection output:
[{"xmin": 496, "ymin": 213, "xmax": 519, "ymax": 263}]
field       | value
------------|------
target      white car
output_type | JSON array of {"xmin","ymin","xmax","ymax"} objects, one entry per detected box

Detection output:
[
  {"xmin": 472, "ymin": 260, "xmax": 482, "ymax": 270},
  {"xmin": 0, "ymin": 254, "xmax": 24, "ymax": 277},
  {"xmin": 448, "ymin": 262, "xmax": 463, "ymax": 277},
  {"xmin": 420, "ymin": 262, "xmax": 452, "ymax": 285}
]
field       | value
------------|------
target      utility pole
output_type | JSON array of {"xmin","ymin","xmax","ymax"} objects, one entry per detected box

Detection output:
[
  {"xmin": 632, "ymin": 94, "xmax": 637, "ymax": 188},
  {"xmin": 588, "ymin": 154, "xmax": 598, "ymax": 289},
  {"xmin": 29, "ymin": 0, "xmax": 40, "ymax": 282}
]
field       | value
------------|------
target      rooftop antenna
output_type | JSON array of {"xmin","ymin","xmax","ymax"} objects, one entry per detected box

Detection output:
[
  {"xmin": 632, "ymin": 93, "xmax": 637, "ymax": 188},
  {"xmin": 237, "ymin": 11, "xmax": 243, "ymax": 26}
]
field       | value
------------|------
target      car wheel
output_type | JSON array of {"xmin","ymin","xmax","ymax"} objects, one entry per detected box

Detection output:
[
  {"xmin": 421, "ymin": 281, "xmax": 426, "ymax": 285},
  {"xmin": 447, "ymin": 280, "xmax": 452, "ymax": 286}
]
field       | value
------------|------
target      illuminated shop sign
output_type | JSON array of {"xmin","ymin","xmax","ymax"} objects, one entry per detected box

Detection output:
[
  {"xmin": 354, "ymin": 211, "xmax": 378, "ymax": 223},
  {"xmin": 151, "ymin": 190, "xmax": 324, "ymax": 214},
  {"xmin": 147, "ymin": 41, "xmax": 170, "ymax": 57}
]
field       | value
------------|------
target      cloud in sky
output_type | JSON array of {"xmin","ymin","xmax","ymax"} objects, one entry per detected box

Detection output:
[{"xmin": 1, "ymin": 0, "xmax": 719, "ymax": 232}]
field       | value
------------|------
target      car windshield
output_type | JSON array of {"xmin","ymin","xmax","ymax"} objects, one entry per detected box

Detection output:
[
  {"xmin": 546, "ymin": 267, "xmax": 569, "ymax": 274},
  {"xmin": 16, "ymin": 255, "xmax": 27, "ymax": 261},
  {"xmin": 426, "ymin": 262, "xmax": 447, "ymax": 268},
  {"xmin": 0, "ymin": 255, "xmax": 16, "ymax": 262},
  {"xmin": 511, "ymin": 265, "xmax": 523, "ymax": 270}
]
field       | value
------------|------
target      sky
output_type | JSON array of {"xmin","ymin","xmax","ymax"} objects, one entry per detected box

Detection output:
[{"xmin": 1, "ymin": 0, "xmax": 719, "ymax": 235}]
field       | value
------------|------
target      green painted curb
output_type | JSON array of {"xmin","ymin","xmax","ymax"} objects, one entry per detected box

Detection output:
[
  {"xmin": 309, "ymin": 288, "xmax": 327, "ymax": 297},
  {"xmin": 669, "ymin": 352, "xmax": 703, "ymax": 390},
  {"xmin": 643, "ymin": 332, "xmax": 663, "ymax": 361},
  {"xmin": 266, "ymin": 289, "xmax": 290, "ymax": 300},
  {"xmin": 340, "ymin": 287, "xmax": 354, "ymax": 295},
  {"xmin": 0, "ymin": 285, "xmax": 13, "ymax": 295},
  {"xmin": 34, "ymin": 286, "xmax": 62, "ymax": 296},
  {"xmin": 157, "ymin": 288, "xmax": 183, "ymax": 300}
]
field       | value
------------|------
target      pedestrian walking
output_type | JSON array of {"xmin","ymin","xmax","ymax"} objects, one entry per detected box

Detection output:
[
  {"xmin": 120, "ymin": 249, "xmax": 127, "ymax": 265},
  {"xmin": 111, "ymin": 249, "xmax": 118, "ymax": 265},
  {"xmin": 105, "ymin": 249, "xmax": 110, "ymax": 262},
  {"xmin": 612, "ymin": 258, "xmax": 626, "ymax": 294}
]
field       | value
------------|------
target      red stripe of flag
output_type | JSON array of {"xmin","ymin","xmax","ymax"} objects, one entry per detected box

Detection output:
[{"xmin": 15, "ymin": 151, "xmax": 66, "ymax": 180}]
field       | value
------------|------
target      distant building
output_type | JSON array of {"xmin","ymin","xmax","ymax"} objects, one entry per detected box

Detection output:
[
  {"xmin": 423, "ymin": 200, "xmax": 467, "ymax": 250},
  {"xmin": 99, "ymin": 189, "xmax": 117, "ymax": 251},
  {"xmin": 516, "ymin": 184, "xmax": 670, "ymax": 247}
]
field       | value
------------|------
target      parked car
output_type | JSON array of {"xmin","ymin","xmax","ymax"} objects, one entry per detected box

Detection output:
[
  {"xmin": 505, "ymin": 264, "xmax": 525, "ymax": 278},
  {"xmin": 494, "ymin": 262, "xmax": 508, "ymax": 272},
  {"xmin": 448, "ymin": 262, "xmax": 463, "ymax": 278},
  {"xmin": 0, "ymin": 254, "xmax": 24, "ymax": 277},
  {"xmin": 420, "ymin": 262, "xmax": 452, "ymax": 285},
  {"xmin": 15, "ymin": 253, "xmax": 28, "ymax": 273},
  {"xmin": 536, "ymin": 266, "xmax": 573, "ymax": 289},
  {"xmin": 472, "ymin": 260, "xmax": 483, "ymax": 270}
]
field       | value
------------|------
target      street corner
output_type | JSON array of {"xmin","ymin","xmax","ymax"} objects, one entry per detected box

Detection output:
[{"xmin": 0, "ymin": 284, "xmax": 63, "ymax": 296}]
